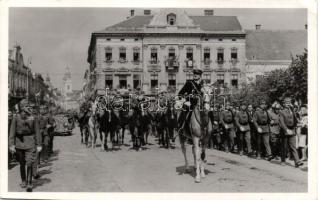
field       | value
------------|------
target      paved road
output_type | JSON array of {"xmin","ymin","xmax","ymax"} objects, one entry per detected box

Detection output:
[{"xmin": 8, "ymin": 126, "xmax": 307, "ymax": 192}]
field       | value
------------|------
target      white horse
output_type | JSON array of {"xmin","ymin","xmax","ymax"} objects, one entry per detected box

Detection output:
[
  {"xmin": 178, "ymin": 84, "xmax": 214, "ymax": 183},
  {"xmin": 88, "ymin": 99, "xmax": 99, "ymax": 148}
]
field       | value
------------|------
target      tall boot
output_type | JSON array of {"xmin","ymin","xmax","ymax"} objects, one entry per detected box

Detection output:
[
  {"xmin": 19, "ymin": 164, "xmax": 26, "ymax": 188},
  {"xmin": 26, "ymin": 165, "xmax": 33, "ymax": 192}
]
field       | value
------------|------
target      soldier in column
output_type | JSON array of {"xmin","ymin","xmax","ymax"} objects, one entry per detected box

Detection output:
[
  {"xmin": 268, "ymin": 102, "xmax": 282, "ymax": 161},
  {"xmin": 220, "ymin": 101, "xmax": 235, "ymax": 153},
  {"xmin": 247, "ymin": 104, "xmax": 257, "ymax": 156},
  {"xmin": 279, "ymin": 97, "xmax": 303, "ymax": 167},
  {"xmin": 38, "ymin": 106, "xmax": 50, "ymax": 163},
  {"xmin": 9, "ymin": 99, "xmax": 42, "ymax": 192},
  {"xmin": 47, "ymin": 109, "xmax": 56, "ymax": 156},
  {"xmin": 208, "ymin": 104, "xmax": 221, "ymax": 150},
  {"xmin": 253, "ymin": 99, "xmax": 272, "ymax": 160},
  {"xmin": 235, "ymin": 101, "xmax": 252, "ymax": 156}
]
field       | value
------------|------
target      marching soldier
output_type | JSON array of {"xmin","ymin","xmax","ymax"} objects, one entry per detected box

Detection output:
[
  {"xmin": 235, "ymin": 101, "xmax": 252, "ymax": 156},
  {"xmin": 38, "ymin": 106, "xmax": 50, "ymax": 163},
  {"xmin": 9, "ymin": 99, "xmax": 42, "ymax": 192},
  {"xmin": 47, "ymin": 109, "xmax": 56, "ymax": 156},
  {"xmin": 279, "ymin": 97, "xmax": 303, "ymax": 167},
  {"xmin": 177, "ymin": 69, "xmax": 203, "ymax": 132},
  {"xmin": 220, "ymin": 101, "xmax": 235, "ymax": 153},
  {"xmin": 253, "ymin": 100, "xmax": 272, "ymax": 160}
]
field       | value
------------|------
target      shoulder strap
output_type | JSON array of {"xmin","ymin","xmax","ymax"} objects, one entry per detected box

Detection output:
[{"xmin": 189, "ymin": 80, "xmax": 201, "ymax": 94}]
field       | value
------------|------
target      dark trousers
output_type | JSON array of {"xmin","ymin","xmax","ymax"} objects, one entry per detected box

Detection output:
[
  {"xmin": 250, "ymin": 127, "xmax": 257, "ymax": 152},
  {"xmin": 42, "ymin": 135, "xmax": 50, "ymax": 161},
  {"xmin": 238, "ymin": 130, "xmax": 252, "ymax": 153},
  {"xmin": 222, "ymin": 127, "xmax": 235, "ymax": 151},
  {"xmin": 48, "ymin": 135, "xmax": 54, "ymax": 154},
  {"xmin": 270, "ymin": 133, "xmax": 281, "ymax": 157},
  {"xmin": 16, "ymin": 148, "xmax": 36, "ymax": 185},
  {"xmin": 281, "ymin": 134, "xmax": 300, "ymax": 164},
  {"xmin": 257, "ymin": 132, "xmax": 271, "ymax": 156}
]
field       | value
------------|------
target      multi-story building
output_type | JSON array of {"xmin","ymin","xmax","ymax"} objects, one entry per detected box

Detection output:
[
  {"xmin": 87, "ymin": 9, "xmax": 246, "ymax": 95},
  {"xmin": 245, "ymin": 26, "xmax": 307, "ymax": 83}
]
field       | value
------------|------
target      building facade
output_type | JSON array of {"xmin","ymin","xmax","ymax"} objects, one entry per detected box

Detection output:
[{"xmin": 87, "ymin": 9, "xmax": 246, "ymax": 95}]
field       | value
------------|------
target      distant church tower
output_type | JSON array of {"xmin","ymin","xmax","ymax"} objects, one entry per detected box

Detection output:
[{"xmin": 63, "ymin": 66, "xmax": 72, "ymax": 95}]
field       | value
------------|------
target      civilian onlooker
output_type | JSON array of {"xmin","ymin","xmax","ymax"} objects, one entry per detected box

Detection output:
[{"xmin": 297, "ymin": 105, "xmax": 308, "ymax": 162}]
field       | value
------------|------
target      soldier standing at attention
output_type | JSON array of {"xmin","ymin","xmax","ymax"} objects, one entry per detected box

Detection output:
[
  {"xmin": 177, "ymin": 69, "xmax": 203, "ymax": 132},
  {"xmin": 253, "ymin": 100, "xmax": 272, "ymax": 160},
  {"xmin": 268, "ymin": 103, "xmax": 281, "ymax": 161},
  {"xmin": 220, "ymin": 101, "xmax": 235, "ymax": 153},
  {"xmin": 47, "ymin": 110, "xmax": 56, "ymax": 156},
  {"xmin": 9, "ymin": 99, "xmax": 42, "ymax": 192},
  {"xmin": 247, "ymin": 104, "xmax": 257, "ymax": 156},
  {"xmin": 235, "ymin": 101, "xmax": 252, "ymax": 156},
  {"xmin": 279, "ymin": 97, "xmax": 303, "ymax": 167}
]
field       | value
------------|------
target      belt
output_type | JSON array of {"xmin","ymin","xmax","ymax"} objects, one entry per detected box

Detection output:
[{"xmin": 16, "ymin": 131, "xmax": 34, "ymax": 136}]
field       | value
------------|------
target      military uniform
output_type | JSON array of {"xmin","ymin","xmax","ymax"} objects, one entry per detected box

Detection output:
[
  {"xmin": 208, "ymin": 108, "xmax": 221, "ymax": 149},
  {"xmin": 220, "ymin": 107, "xmax": 235, "ymax": 152},
  {"xmin": 247, "ymin": 108, "xmax": 257, "ymax": 154},
  {"xmin": 235, "ymin": 109, "xmax": 252, "ymax": 155},
  {"xmin": 177, "ymin": 70, "xmax": 203, "ymax": 131},
  {"xmin": 9, "ymin": 106, "xmax": 41, "ymax": 191},
  {"xmin": 279, "ymin": 106, "xmax": 301, "ymax": 166},
  {"xmin": 268, "ymin": 109, "xmax": 281, "ymax": 159},
  {"xmin": 47, "ymin": 113, "xmax": 56, "ymax": 155},
  {"xmin": 253, "ymin": 107, "xmax": 272, "ymax": 158},
  {"xmin": 38, "ymin": 114, "xmax": 49, "ymax": 162}
]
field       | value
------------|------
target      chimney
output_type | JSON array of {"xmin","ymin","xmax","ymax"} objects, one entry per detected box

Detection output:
[
  {"xmin": 144, "ymin": 9, "xmax": 151, "ymax": 15},
  {"xmin": 204, "ymin": 9, "xmax": 214, "ymax": 16},
  {"xmin": 255, "ymin": 24, "xmax": 261, "ymax": 30},
  {"xmin": 305, "ymin": 24, "xmax": 307, "ymax": 30},
  {"xmin": 130, "ymin": 9, "xmax": 135, "ymax": 17}
]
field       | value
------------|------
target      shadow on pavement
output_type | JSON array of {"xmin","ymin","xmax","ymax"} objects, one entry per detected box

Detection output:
[
  {"xmin": 176, "ymin": 166, "xmax": 214, "ymax": 178},
  {"xmin": 33, "ymin": 177, "xmax": 51, "ymax": 188}
]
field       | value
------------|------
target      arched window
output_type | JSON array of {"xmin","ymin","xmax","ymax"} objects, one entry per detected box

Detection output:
[{"xmin": 167, "ymin": 13, "xmax": 176, "ymax": 25}]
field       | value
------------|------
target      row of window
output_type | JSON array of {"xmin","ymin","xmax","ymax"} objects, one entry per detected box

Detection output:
[
  {"xmin": 104, "ymin": 73, "xmax": 238, "ymax": 90},
  {"xmin": 105, "ymin": 38, "xmax": 238, "ymax": 42},
  {"xmin": 105, "ymin": 47, "xmax": 238, "ymax": 63}
]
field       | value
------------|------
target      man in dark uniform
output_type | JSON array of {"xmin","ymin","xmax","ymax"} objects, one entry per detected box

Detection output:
[
  {"xmin": 247, "ymin": 104, "xmax": 257, "ymax": 156},
  {"xmin": 253, "ymin": 99, "xmax": 272, "ymax": 160},
  {"xmin": 279, "ymin": 97, "xmax": 303, "ymax": 167},
  {"xmin": 9, "ymin": 99, "xmax": 42, "ymax": 192},
  {"xmin": 47, "ymin": 109, "xmax": 56, "ymax": 156},
  {"xmin": 208, "ymin": 104, "xmax": 221, "ymax": 150},
  {"xmin": 177, "ymin": 69, "xmax": 203, "ymax": 132},
  {"xmin": 220, "ymin": 101, "xmax": 235, "ymax": 153},
  {"xmin": 235, "ymin": 101, "xmax": 252, "ymax": 156}
]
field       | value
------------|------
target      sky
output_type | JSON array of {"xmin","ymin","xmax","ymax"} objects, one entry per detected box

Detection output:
[{"xmin": 8, "ymin": 8, "xmax": 307, "ymax": 90}]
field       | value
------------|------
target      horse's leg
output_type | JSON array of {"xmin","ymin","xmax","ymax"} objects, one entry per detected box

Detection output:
[
  {"xmin": 180, "ymin": 135, "xmax": 190, "ymax": 173},
  {"xmin": 193, "ymin": 136, "xmax": 201, "ymax": 183}
]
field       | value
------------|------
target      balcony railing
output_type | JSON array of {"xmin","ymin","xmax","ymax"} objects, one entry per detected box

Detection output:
[
  {"xmin": 132, "ymin": 60, "xmax": 141, "ymax": 65},
  {"xmin": 149, "ymin": 59, "xmax": 159, "ymax": 64},
  {"xmin": 118, "ymin": 58, "xmax": 128, "ymax": 63},
  {"xmin": 165, "ymin": 58, "xmax": 179, "ymax": 71}
]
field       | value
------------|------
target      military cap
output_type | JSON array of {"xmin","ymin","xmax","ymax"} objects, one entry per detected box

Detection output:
[
  {"xmin": 284, "ymin": 97, "xmax": 292, "ymax": 103},
  {"xmin": 240, "ymin": 101, "xmax": 247, "ymax": 106},
  {"xmin": 259, "ymin": 99, "xmax": 267, "ymax": 105},
  {"xmin": 193, "ymin": 69, "xmax": 203, "ymax": 75}
]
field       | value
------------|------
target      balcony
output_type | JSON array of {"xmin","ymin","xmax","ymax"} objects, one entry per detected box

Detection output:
[
  {"xmin": 149, "ymin": 59, "xmax": 159, "ymax": 65},
  {"xmin": 217, "ymin": 59, "xmax": 224, "ymax": 65},
  {"xmin": 105, "ymin": 59, "xmax": 114, "ymax": 65},
  {"xmin": 165, "ymin": 58, "xmax": 179, "ymax": 72},
  {"xmin": 118, "ymin": 58, "xmax": 128, "ymax": 63},
  {"xmin": 131, "ymin": 60, "xmax": 141, "ymax": 65}
]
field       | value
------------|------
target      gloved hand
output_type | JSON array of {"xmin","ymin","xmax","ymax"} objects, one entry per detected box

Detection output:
[
  {"xmin": 184, "ymin": 101, "xmax": 191, "ymax": 107},
  {"xmin": 37, "ymin": 146, "xmax": 42, "ymax": 152},
  {"xmin": 9, "ymin": 145, "xmax": 16, "ymax": 153}
]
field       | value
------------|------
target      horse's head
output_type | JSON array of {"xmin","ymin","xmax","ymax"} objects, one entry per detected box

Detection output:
[{"xmin": 201, "ymin": 83, "xmax": 213, "ymax": 111}]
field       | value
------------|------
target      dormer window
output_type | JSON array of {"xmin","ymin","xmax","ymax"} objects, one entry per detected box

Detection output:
[{"xmin": 167, "ymin": 13, "xmax": 176, "ymax": 25}]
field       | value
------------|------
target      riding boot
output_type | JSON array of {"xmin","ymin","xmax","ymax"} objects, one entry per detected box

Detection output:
[
  {"xmin": 19, "ymin": 164, "xmax": 27, "ymax": 188},
  {"xmin": 26, "ymin": 165, "xmax": 33, "ymax": 192}
]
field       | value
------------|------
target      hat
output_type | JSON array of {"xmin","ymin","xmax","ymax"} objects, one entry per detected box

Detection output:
[
  {"xmin": 193, "ymin": 69, "xmax": 203, "ymax": 75},
  {"xmin": 260, "ymin": 99, "xmax": 266, "ymax": 105},
  {"xmin": 284, "ymin": 97, "xmax": 292, "ymax": 103},
  {"xmin": 240, "ymin": 101, "xmax": 247, "ymax": 106}
]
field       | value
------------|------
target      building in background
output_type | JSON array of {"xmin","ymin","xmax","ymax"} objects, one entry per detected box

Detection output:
[
  {"xmin": 87, "ymin": 9, "xmax": 246, "ymax": 95},
  {"xmin": 60, "ymin": 66, "xmax": 81, "ymax": 111},
  {"xmin": 8, "ymin": 45, "xmax": 57, "ymax": 109},
  {"xmin": 245, "ymin": 25, "xmax": 307, "ymax": 83}
]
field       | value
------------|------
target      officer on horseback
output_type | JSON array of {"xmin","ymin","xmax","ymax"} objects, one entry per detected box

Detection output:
[{"xmin": 177, "ymin": 68, "xmax": 204, "ymax": 132}]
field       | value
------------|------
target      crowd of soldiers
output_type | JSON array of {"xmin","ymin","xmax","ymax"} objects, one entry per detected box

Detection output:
[
  {"xmin": 8, "ymin": 98, "xmax": 57, "ymax": 192},
  {"xmin": 208, "ymin": 97, "xmax": 308, "ymax": 168}
]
